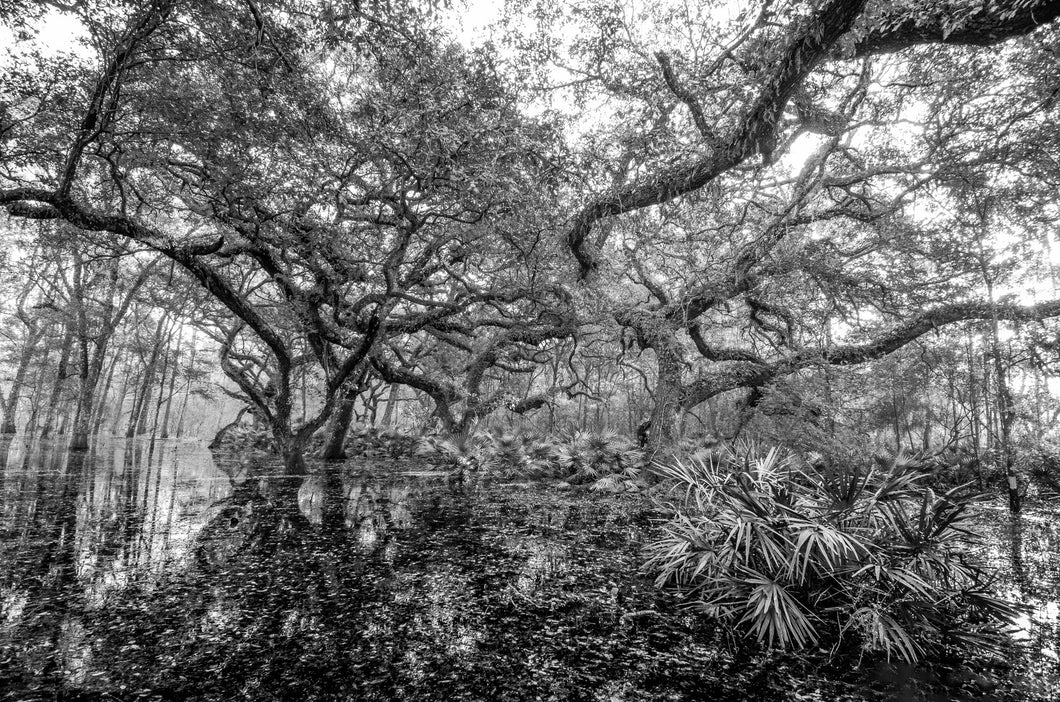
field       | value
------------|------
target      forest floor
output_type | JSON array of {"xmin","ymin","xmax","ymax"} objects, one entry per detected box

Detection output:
[{"xmin": 1, "ymin": 449, "xmax": 1058, "ymax": 701}]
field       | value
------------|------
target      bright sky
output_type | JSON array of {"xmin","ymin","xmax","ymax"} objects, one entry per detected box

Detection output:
[{"xmin": 0, "ymin": 9, "xmax": 86, "ymax": 63}]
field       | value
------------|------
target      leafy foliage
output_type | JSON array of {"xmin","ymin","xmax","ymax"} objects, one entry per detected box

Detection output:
[
  {"xmin": 553, "ymin": 430, "xmax": 646, "ymax": 492},
  {"xmin": 341, "ymin": 426, "xmax": 420, "ymax": 460},
  {"xmin": 645, "ymin": 443, "xmax": 1023, "ymax": 662},
  {"xmin": 416, "ymin": 429, "xmax": 647, "ymax": 491}
]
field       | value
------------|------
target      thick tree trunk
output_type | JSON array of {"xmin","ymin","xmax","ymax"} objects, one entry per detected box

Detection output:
[
  {"xmin": 276, "ymin": 427, "xmax": 309, "ymax": 477},
  {"xmin": 69, "ymin": 379, "xmax": 99, "ymax": 451},
  {"xmin": 320, "ymin": 387, "xmax": 358, "ymax": 461},
  {"xmin": 284, "ymin": 446, "xmax": 308, "ymax": 476},
  {"xmin": 69, "ymin": 339, "xmax": 113, "ymax": 451},
  {"xmin": 69, "ymin": 357, "xmax": 106, "ymax": 451},
  {"xmin": 645, "ymin": 347, "xmax": 683, "ymax": 451}
]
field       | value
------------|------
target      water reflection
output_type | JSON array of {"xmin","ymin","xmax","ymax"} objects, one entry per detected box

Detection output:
[
  {"xmin": 978, "ymin": 506, "xmax": 1060, "ymax": 698},
  {"xmin": 3, "ymin": 440, "xmax": 1060, "ymax": 700},
  {"xmin": 0, "ymin": 440, "xmax": 628, "ymax": 701}
]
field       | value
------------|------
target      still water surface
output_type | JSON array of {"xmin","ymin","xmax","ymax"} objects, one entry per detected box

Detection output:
[{"xmin": 1, "ymin": 437, "xmax": 1059, "ymax": 701}]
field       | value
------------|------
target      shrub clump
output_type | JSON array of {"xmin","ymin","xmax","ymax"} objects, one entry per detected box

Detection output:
[
  {"xmin": 417, "ymin": 429, "xmax": 646, "ymax": 491},
  {"xmin": 341, "ymin": 426, "xmax": 420, "ymax": 459},
  {"xmin": 644, "ymin": 442, "xmax": 1022, "ymax": 663}
]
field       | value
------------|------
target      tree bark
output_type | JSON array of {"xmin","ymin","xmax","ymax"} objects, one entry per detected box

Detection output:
[
  {"xmin": 645, "ymin": 347, "xmax": 683, "ymax": 451},
  {"xmin": 40, "ymin": 324, "xmax": 74, "ymax": 439},
  {"xmin": 320, "ymin": 384, "xmax": 359, "ymax": 461}
]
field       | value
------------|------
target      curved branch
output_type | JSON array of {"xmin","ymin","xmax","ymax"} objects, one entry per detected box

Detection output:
[
  {"xmin": 1, "ymin": 188, "xmax": 292, "ymax": 372},
  {"xmin": 680, "ymin": 298, "xmax": 1060, "ymax": 409},
  {"xmin": 853, "ymin": 0, "xmax": 1060, "ymax": 57},
  {"xmin": 566, "ymin": 0, "xmax": 868, "ymax": 277}
]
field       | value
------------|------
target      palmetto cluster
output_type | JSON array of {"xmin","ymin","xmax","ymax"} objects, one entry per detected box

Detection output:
[{"xmin": 645, "ymin": 444, "xmax": 1022, "ymax": 663}]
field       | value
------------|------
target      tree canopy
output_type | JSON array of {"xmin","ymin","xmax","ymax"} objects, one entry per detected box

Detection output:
[{"xmin": 3, "ymin": 0, "xmax": 1060, "ymax": 468}]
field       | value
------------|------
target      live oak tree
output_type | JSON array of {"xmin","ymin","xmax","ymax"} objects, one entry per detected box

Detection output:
[
  {"xmin": 5, "ymin": 0, "xmax": 1060, "ymax": 482},
  {"xmin": 2, "ymin": 1, "xmax": 559, "ymax": 472},
  {"xmin": 503, "ymin": 0, "xmax": 1060, "ymax": 456}
]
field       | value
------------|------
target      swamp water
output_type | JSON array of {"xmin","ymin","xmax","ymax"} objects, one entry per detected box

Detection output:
[{"xmin": 0, "ymin": 437, "xmax": 1058, "ymax": 701}]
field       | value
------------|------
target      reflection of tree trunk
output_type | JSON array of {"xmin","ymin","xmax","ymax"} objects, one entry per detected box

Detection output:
[
  {"xmin": 6, "ymin": 448, "xmax": 88, "ymax": 690},
  {"xmin": 0, "ymin": 435, "xmax": 12, "ymax": 475},
  {"xmin": 320, "ymin": 464, "xmax": 346, "ymax": 532},
  {"xmin": 1008, "ymin": 513, "xmax": 1029, "ymax": 597}
]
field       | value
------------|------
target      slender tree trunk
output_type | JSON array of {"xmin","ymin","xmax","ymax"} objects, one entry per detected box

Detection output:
[
  {"xmin": 890, "ymin": 386, "xmax": 902, "ymax": 453},
  {"xmin": 379, "ymin": 383, "xmax": 399, "ymax": 426},
  {"xmin": 90, "ymin": 346, "xmax": 120, "ymax": 435},
  {"xmin": 111, "ymin": 366, "xmax": 138, "ymax": 434},
  {"xmin": 991, "ymin": 339, "xmax": 1020, "ymax": 513},
  {"xmin": 981, "ymin": 244, "xmax": 1020, "ymax": 513},
  {"xmin": 159, "ymin": 331, "xmax": 183, "ymax": 438},
  {"xmin": 40, "ymin": 324, "xmax": 74, "ymax": 441},
  {"xmin": 1, "ymin": 326, "xmax": 45, "ymax": 434},
  {"xmin": 174, "ymin": 332, "xmax": 199, "ymax": 438},
  {"xmin": 150, "ymin": 329, "xmax": 180, "ymax": 439},
  {"xmin": 127, "ymin": 316, "xmax": 167, "ymax": 438}
]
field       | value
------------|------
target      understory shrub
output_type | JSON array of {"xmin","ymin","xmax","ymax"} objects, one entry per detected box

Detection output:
[
  {"xmin": 1025, "ymin": 445, "xmax": 1060, "ymax": 499},
  {"xmin": 644, "ymin": 442, "xmax": 1022, "ymax": 663},
  {"xmin": 553, "ymin": 430, "xmax": 645, "ymax": 491},
  {"xmin": 417, "ymin": 429, "xmax": 646, "ymax": 491},
  {"xmin": 342, "ymin": 426, "xmax": 419, "ymax": 459},
  {"xmin": 211, "ymin": 424, "xmax": 274, "ymax": 454},
  {"xmin": 211, "ymin": 423, "xmax": 420, "ymax": 460}
]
